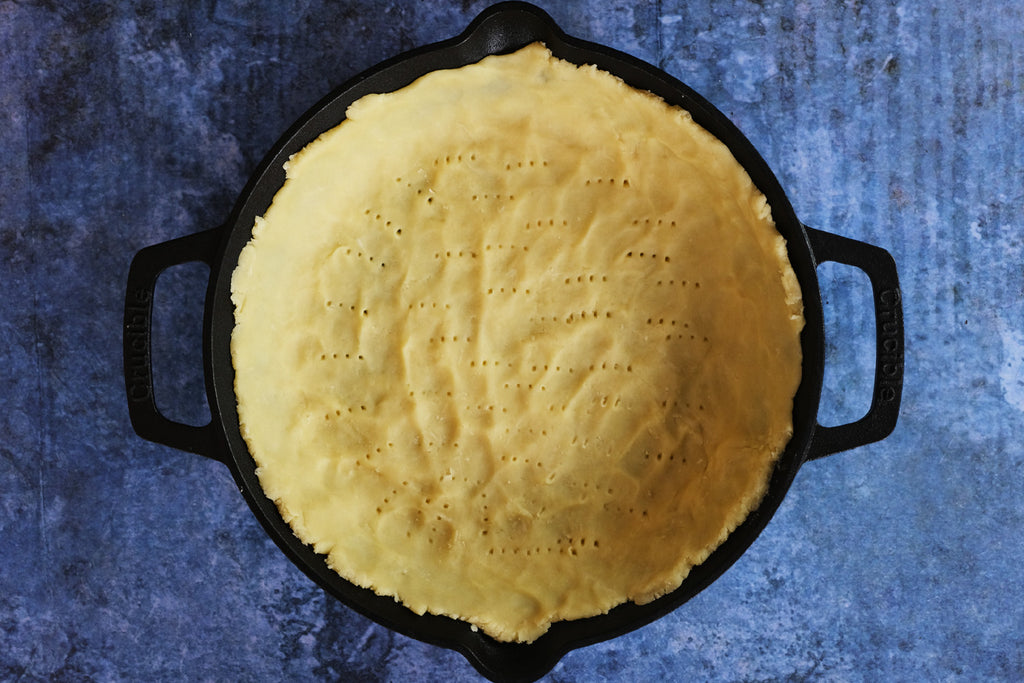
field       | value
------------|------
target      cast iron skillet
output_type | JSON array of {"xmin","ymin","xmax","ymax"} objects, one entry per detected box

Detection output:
[{"xmin": 123, "ymin": 3, "xmax": 904, "ymax": 681}]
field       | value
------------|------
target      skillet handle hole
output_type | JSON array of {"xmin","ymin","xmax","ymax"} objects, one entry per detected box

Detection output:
[
  {"xmin": 151, "ymin": 261, "xmax": 212, "ymax": 428},
  {"xmin": 816, "ymin": 261, "xmax": 875, "ymax": 428}
]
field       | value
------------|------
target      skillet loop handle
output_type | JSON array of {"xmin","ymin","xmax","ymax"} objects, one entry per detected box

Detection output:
[
  {"xmin": 805, "ymin": 226, "xmax": 904, "ymax": 460},
  {"xmin": 124, "ymin": 229, "xmax": 223, "ymax": 462}
]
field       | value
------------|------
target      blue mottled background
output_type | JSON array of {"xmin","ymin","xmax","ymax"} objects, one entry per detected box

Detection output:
[{"xmin": 3, "ymin": 0, "xmax": 1022, "ymax": 680}]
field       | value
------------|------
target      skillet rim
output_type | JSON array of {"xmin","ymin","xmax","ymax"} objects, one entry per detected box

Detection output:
[{"xmin": 202, "ymin": 3, "xmax": 826, "ymax": 680}]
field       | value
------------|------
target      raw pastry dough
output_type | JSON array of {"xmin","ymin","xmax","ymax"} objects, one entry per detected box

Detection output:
[{"xmin": 230, "ymin": 44, "xmax": 804, "ymax": 643}]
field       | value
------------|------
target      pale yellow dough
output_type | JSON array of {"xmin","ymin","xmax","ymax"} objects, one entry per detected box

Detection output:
[{"xmin": 230, "ymin": 43, "xmax": 804, "ymax": 643}]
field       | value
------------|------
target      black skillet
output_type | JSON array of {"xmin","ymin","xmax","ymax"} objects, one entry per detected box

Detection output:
[{"xmin": 124, "ymin": 3, "xmax": 904, "ymax": 681}]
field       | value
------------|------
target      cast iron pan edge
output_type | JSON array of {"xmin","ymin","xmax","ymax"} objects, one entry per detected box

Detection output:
[{"xmin": 125, "ymin": 3, "xmax": 904, "ymax": 682}]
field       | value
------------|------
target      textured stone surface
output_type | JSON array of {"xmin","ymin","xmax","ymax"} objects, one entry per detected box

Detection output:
[{"xmin": 2, "ymin": 0, "xmax": 1022, "ymax": 680}]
